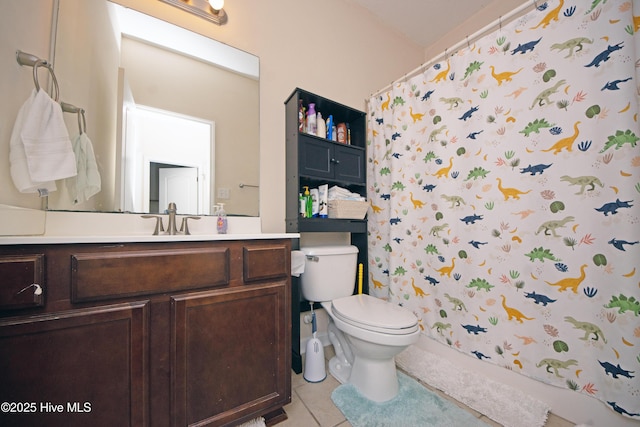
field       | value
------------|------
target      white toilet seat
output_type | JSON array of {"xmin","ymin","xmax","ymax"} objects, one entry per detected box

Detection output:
[{"xmin": 331, "ymin": 294, "xmax": 419, "ymax": 335}]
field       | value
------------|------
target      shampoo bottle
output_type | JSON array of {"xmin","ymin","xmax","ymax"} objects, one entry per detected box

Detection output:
[
  {"xmin": 310, "ymin": 188, "xmax": 319, "ymax": 217},
  {"xmin": 306, "ymin": 103, "xmax": 317, "ymax": 136},
  {"xmin": 216, "ymin": 203, "xmax": 228, "ymax": 234},
  {"xmin": 316, "ymin": 112, "xmax": 326, "ymax": 138}
]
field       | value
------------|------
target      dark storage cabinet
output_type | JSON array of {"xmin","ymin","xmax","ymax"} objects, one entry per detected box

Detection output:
[
  {"xmin": 0, "ymin": 239, "xmax": 291, "ymax": 427},
  {"xmin": 285, "ymin": 88, "xmax": 368, "ymax": 374}
]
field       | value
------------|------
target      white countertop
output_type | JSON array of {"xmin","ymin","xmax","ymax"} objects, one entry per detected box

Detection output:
[{"xmin": 0, "ymin": 206, "xmax": 299, "ymax": 245}]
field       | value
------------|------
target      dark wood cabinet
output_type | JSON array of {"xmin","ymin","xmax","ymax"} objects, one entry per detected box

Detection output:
[
  {"xmin": 284, "ymin": 88, "xmax": 368, "ymax": 374},
  {"xmin": 0, "ymin": 239, "xmax": 291, "ymax": 427}
]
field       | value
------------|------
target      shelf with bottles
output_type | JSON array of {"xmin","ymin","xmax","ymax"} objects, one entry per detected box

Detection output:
[{"xmin": 286, "ymin": 88, "xmax": 366, "ymax": 149}]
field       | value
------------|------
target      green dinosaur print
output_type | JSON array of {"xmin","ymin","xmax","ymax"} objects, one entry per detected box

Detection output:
[
  {"xmin": 444, "ymin": 293, "xmax": 467, "ymax": 312},
  {"xmin": 431, "ymin": 322, "xmax": 452, "ymax": 335},
  {"xmin": 379, "ymin": 167, "xmax": 391, "ymax": 175},
  {"xmin": 520, "ymin": 118, "xmax": 554, "ymax": 137},
  {"xmin": 462, "ymin": 60, "xmax": 484, "ymax": 80},
  {"xmin": 603, "ymin": 294, "xmax": 640, "ymax": 316},
  {"xmin": 393, "ymin": 266, "xmax": 408, "ymax": 276},
  {"xmin": 439, "ymin": 97, "xmax": 464, "ymax": 110},
  {"xmin": 392, "ymin": 96, "xmax": 405, "ymax": 106},
  {"xmin": 525, "ymin": 247, "xmax": 561, "ymax": 262},
  {"xmin": 441, "ymin": 194, "xmax": 466, "ymax": 208},
  {"xmin": 599, "ymin": 129, "xmax": 639, "ymax": 153},
  {"xmin": 424, "ymin": 244, "xmax": 440, "ymax": 255},
  {"xmin": 560, "ymin": 175, "xmax": 604, "ymax": 195},
  {"xmin": 423, "ymin": 151, "xmax": 437, "ymax": 163},
  {"xmin": 550, "ymin": 37, "xmax": 593, "ymax": 58},
  {"xmin": 429, "ymin": 223, "xmax": 449, "ymax": 238},
  {"xmin": 466, "ymin": 278, "xmax": 494, "ymax": 292},
  {"xmin": 535, "ymin": 216, "xmax": 575, "ymax": 238},
  {"xmin": 391, "ymin": 181, "xmax": 406, "ymax": 190},
  {"xmin": 530, "ymin": 80, "xmax": 566, "ymax": 109},
  {"xmin": 536, "ymin": 358, "xmax": 578, "ymax": 378},
  {"xmin": 564, "ymin": 316, "xmax": 607, "ymax": 342},
  {"xmin": 585, "ymin": 0, "xmax": 608, "ymax": 14},
  {"xmin": 464, "ymin": 167, "xmax": 490, "ymax": 181}
]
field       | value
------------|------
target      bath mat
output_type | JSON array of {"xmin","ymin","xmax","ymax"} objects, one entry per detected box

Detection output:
[
  {"xmin": 331, "ymin": 371, "xmax": 489, "ymax": 427},
  {"xmin": 236, "ymin": 416, "xmax": 265, "ymax": 427},
  {"xmin": 396, "ymin": 345, "xmax": 550, "ymax": 427}
]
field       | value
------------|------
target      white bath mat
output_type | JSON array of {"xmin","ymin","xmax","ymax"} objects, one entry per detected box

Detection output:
[
  {"xmin": 396, "ymin": 345, "xmax": 550, "ymax": 427},
  {"xmin": 235, "ymin": 416, "xmax": 266, "ymax": 427}
]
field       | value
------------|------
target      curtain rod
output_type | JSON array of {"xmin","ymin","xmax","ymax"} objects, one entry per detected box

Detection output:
[{"xmin": 368, "ymin": 0, "xmax": 537, "ymax": 100}]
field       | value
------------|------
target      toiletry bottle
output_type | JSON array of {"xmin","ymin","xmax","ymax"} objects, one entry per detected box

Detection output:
[
  {"xmin": 307, "ymin": 103, "xmax": 317, "ymax": 136},
  {"xmin": 337, "ymin": 123, "xmax": 347, "ymax": 144},
  {"xmin": 346, "ymin": 123, "xmax": 351, "ymax": 144},
  {"xmin": 216, "ymin": 203, "xmax": 228, "ymax": 234},
  {"xmin": 299, "ymin": 193, "xmax": 305, "ymax": 217},
  {"xmin": 310, "ymin": 188, "xmax": 319, "ymax": 217},
  {"xmin": 303, "ymin": 186, "xmax": 312, "ymax": 218},
  {"xmin": 316, "ymin": 112, "xmax": 326, "ymax": 138},
  {"xmin": 298, "ymin": 100, "xmax": 306, "ymax": 133},
  {"xmin": 326, "ymin": 115, "xmax": 334, "ymax": 140}
]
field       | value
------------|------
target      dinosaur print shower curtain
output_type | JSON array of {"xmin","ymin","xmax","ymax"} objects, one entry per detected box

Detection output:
[{"xmin": 367, "ymin": 0, "xmax": 639, "ymax": 419}]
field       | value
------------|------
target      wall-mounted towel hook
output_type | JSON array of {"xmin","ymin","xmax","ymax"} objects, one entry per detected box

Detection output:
[
  {"xmin": 16, "ymin": 50, "xmax": 59, "ymax": 101},
  {"xmin": 61, "ymin": 102, "xmax": 87, "ymax": 134}
]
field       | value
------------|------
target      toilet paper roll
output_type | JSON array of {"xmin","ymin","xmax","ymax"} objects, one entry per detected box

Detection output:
[{"xmin": 291, "ymin": 250, "xmax": 306, "ymax": 277}]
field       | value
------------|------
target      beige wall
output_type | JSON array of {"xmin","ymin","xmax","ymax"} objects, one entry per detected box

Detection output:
[{"xmin": 2, "ymin": 0, "xmax": 529, "ymax": 231}]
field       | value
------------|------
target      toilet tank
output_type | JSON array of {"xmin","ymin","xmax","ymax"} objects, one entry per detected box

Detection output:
[{"xmin": 300, "ymin": 245, "xmax": 359, "ymax": 302}]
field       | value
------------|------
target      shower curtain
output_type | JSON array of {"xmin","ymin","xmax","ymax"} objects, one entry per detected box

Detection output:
[{"xmin": 367, "ymin": 0, "xmax": 639, "ymax": 418}]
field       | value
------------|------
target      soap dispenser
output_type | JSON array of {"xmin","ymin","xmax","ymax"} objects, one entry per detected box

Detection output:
[{"xmin": 216, "ymin": 203, "xmax": 228, "ymax": 234}]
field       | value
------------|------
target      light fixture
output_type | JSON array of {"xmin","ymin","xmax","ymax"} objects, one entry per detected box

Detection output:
[{"xmin": 159, "ymin": 0, "xmax": 228, "ymax": 25}]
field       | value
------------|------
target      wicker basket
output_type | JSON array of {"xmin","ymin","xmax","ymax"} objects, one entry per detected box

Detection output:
[{"xmin": 328, "ymin": 200, "xmax": 369, "ymax": 219}]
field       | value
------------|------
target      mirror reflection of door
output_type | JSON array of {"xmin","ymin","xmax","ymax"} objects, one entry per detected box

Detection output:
[
  {"xmin": 122, "ymin": 104, "xmax": 213, "ymax": 214},
  {"xmin": 150, "ymin": 163, "xmax": 198, "ymax": 214}
]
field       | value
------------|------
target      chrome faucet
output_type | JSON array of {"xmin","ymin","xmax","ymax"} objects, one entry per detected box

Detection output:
[
  {"xmin": 166, "ymin": 202, "xmax": 178, "ymax": 235},
  {"xmin": 142, "ymin": 203, "xmax": 200, "ymax": 235}
]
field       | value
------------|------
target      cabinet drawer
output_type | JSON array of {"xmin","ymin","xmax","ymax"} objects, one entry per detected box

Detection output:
[
  {"xmin": 0, "ymin": 254, "xmax": 44, "ymax": 311},
  {"xmin": 243, "ymin": 245, "xmax": 289, "ymax": 282},
  {"xmin": 71, "ymin": 247, "xmax": 230, "ymax": 302}
]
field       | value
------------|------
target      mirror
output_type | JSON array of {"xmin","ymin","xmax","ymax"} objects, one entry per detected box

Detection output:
[{"xmin": 49, "ymin": 0, "xmax": 259, "ymax": 216}]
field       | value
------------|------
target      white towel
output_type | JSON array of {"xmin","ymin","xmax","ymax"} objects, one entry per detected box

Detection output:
[
  {"xmin": 65, "ymin": 132, "xmax": 101, "ymax": 204},
  {"xmin": 20, "ymin": 88, "xmax": 77, "ymax": 183},
  {"xmin": 9, "ymin": 89, "xmax": 57, "ymax": 193}
]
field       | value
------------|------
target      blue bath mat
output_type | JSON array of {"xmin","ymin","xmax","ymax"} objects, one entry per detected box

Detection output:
[{"xmin": 331, "ymin": 371, "xmax": 489, "ymax": 427}]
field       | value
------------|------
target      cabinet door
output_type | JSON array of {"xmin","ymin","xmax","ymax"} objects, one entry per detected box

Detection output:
[
  {"xmin": 0, "ymin": 254, "xmax": 44, "ymax": 311},
  {"xmin": 0, "ymin": 301, "xmax": 149, "ymax": 427},
  {"xmin": 171, "ymin": 282, "xmax": 290, "ymax": 426},
  {"xmin": 299, "ymin": 137, "xmax": 332, "ymax": 179},
  {"xmin": 334, "ymin": 144, "xmax": 365, "ymax": 184}
]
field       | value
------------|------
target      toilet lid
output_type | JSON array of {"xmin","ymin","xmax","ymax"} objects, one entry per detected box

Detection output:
[{"xmin": 331, "ymin": 294, "xmax": 418, "ymax": 335}]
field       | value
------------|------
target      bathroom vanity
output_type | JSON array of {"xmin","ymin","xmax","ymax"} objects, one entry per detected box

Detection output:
[{"xmin": 0, "ymin": 236, "xmax": 292, "ymax": 427}]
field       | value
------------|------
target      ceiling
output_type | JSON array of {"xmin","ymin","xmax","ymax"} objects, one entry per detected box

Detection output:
[{"xmin": 349, "ymin": 0, "xmax": 530, "ymax": 49}]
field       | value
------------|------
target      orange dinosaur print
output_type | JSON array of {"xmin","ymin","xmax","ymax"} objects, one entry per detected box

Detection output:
[
  {"xmin": 381, "ymin": 92, "xmax": 391, "ymax": 111},
  {"xmin": 489, "ymin": 66, "xmax": 523, "ymax": 85},
  {"xmin": 409, "ymin": 106, "xmax": 425, "ymax": 123},
  {"xmin": 411, "ymin": 278, "xmax": 428, "ymax": 297},
  {"xmin": 430, "ymin": 61, "xmax": 450, "ymax": 83},
  {"xmin": 541, "ymin": 121, "xmax": 581, "ymax": 154},
  {"xmin": 436, "ymin": 258, "xmax": 456, "ymax": 277},
  {"xmin": 531, "ymin": 0, "xmax": 564, "ymax": 29},
  {"xmin": 409, "ymin": 192, "xmax": 426, "ymax": 209},
  {"xmin": 501, "ymin": 295, "xmax": 535, "ymax": 323},
  {"xmin": 496, "ymin": 178, "xmax": 531, "ymax": 200},
  {"xmin": 371, "ymin": 274, "xmax": 385, "ymax": 290},
  {"xmin": 433, "ymin": 157, "xmax": 454, "ymax": 178},
  {"xmin": 545, "ymin": 264, "xmax": 588, "ymax": 293}
]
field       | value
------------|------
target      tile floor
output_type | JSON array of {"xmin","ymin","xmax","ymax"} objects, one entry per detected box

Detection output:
[{"xmin": 277, "ymin": 348, "xmax": 576, "ymax": 427}]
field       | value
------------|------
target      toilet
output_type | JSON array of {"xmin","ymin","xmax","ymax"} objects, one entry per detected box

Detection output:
[{"xmin": 300, "ymin": 245, "xmax": 420, "ymax": 402}]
